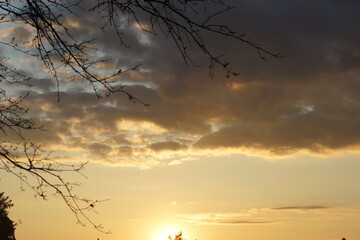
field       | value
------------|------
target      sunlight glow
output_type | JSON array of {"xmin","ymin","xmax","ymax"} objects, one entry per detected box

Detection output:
[{"xmin": 154, "ymin": 225, "xmax": 181, "ymax": 240}]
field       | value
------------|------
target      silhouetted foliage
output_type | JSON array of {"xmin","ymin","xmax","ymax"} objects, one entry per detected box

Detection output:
[
  {"xmin": 169, "ymin": 232, "xmax": 185, "ymax": 240},
  {"xmin": 0, "ymin": 192, "xmax": 16, "ymax": 240},
  {"xmin": 0, "ymin": 0, "xmax": 281, "ymax": 231}
]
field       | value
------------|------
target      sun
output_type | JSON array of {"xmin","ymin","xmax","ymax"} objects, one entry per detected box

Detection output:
[{"xmin": 154, "ymin": 225, "xmax": 180, "ymax": 240}]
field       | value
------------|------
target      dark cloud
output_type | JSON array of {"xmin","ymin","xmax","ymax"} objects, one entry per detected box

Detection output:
[
  {"xmin": 6, "ymin": 0, "xmax": 360, "ymax": 163},
  {"xmin": 117, "ymin": 146, "xmax": 133, "ymax": 156},
  {"xmin": 272, "ymin": 206, "xmax": 331, "ymax": 211},
  {"xmin": 194, "ymin": 88, "xmax": 360, "ymax": 154},
  {"xmin": 11, "ymin": 26, "xmax": 32, "ymax": 43},
  {"xmin": 82, "ymin": 142, "xmax": 112, "ymax": 156},
  {"xmin": 149, "ymin": 141, "xmax": 187, "ymax": 152},
  {"xmin": 28, "ymin": 78, "xmax": 56, "ymax": 92}
]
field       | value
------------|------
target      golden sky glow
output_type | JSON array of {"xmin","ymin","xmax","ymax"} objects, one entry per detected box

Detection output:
[{"xmin": 1, "ymin": 1, "xmax": 360, "ymax": 240}]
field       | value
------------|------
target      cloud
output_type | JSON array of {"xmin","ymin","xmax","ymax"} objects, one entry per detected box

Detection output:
[
  {"xmin": 82, "ymin": 143, "xmax": 113, "ymax": 156},
  {"xmin": 174, "ymin": 205, "xmax": 360, "ymax": 226},
  {"xmin": 28, "ymin": 78, "xmax": 56, "ymax": 92},
  {"xmin": 3, "ymin": 0, "xmax": 360, "ymax": 166},
  {"xmin": 271, "ymin": 206, "xmax": 332, "ymax": 211},
  {"xmin": 175, "ymin": 212, "xmax": 273, "ymax": 225},
  {"xmin": 269, "ymin": 205, "xmax": 360, "ymax": 215},
  {"xmin": 11, "ymin": 26, "xmax": 32, "ymax": 43},
  {"xmin": 149, "ymin": 141, "xmax": 187, "ymax": 152},
  {"xmin": 0, "ymin": 26, "xmax": 32, "ymax": 43}
]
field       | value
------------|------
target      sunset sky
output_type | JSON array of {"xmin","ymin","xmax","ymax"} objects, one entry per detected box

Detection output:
[{"xmin": 1, "ymin": 1, "xmax": 360, "ymax": 240}]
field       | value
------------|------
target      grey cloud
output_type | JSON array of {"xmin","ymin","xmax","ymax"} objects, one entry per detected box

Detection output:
[
  {"xmin": 117, "ymin": 146, "xmax": 133, "ymax": 156},
  {"xmin": 35, "ymin": 83, "xmax": 199, "ymax": 128},
  {"xmin": 194, "ymin": 115, "xmax": 360, "ymax": 154},
  {"xmin": 82, "ymin": 142, "xmax": 112, "ymax": 156},
  {"xmin": 22, "ymin": 69, "xmax": 360, "ymax": 158},
  {"xmin": 271, "ymin": 206, "xmax": 331, "ymax": 211},
  {"xmin": 0, "ymin": 127, "xmax": 63, "ymax": 145},
  {"xmin": 200, "ymin": 0, "xmax": 360, "ymax": 82},
  {"xmin": 11, "ymin": 26, "xmax": 32, "ymax": 43},
  {"xmin": 8, "ymin": 0, "xmax": 360, "ymax": 162},
  {"xmin": 28, "ymin": 78, "xmax": 56, "ymax": 92},
  {"xmin": 89, "ymin": 85, "xmax": 213, "ymax": 134},
  {"xmin": 193, "ymin": 77, "xmax": 360, "ymax": 153},
  {"xmin": 149, "ymin": 141, "xmax": 187, "ymax": 152},
  {"xmin": 104, "ymin": 135, "xmax": 130, "ymax": 145}
]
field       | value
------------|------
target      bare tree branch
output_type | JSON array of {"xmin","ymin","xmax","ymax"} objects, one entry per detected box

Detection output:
[{"xmin": 0, "ymin": 0, "xmax": 282, "ymax": 233}]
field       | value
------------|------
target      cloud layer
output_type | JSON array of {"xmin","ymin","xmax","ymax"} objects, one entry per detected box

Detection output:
[
  {"xmin": 2, "ymin": 0, "xmax": 360, "ymax": 166},
  {"xmin": 175, "ymin": 205, "xmax": 360, "ymax": 225}
]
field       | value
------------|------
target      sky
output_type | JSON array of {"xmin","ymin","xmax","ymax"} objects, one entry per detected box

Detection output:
[{"xmin": 1, "ymin": 0, "xmax": 360, "ymax": 240}]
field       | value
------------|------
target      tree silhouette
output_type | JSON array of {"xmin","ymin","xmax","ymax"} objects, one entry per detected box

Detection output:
[
  {"xmin": 0, "ymin": 192, "xmax": 16, "ymax": 240},
  {"xmin": 0, "ymin": 0, "xmax": 282, "ymax": 231},
  {"xmin": 168, "ymin": 232, "xmax": 183, "ymax": 240}
]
